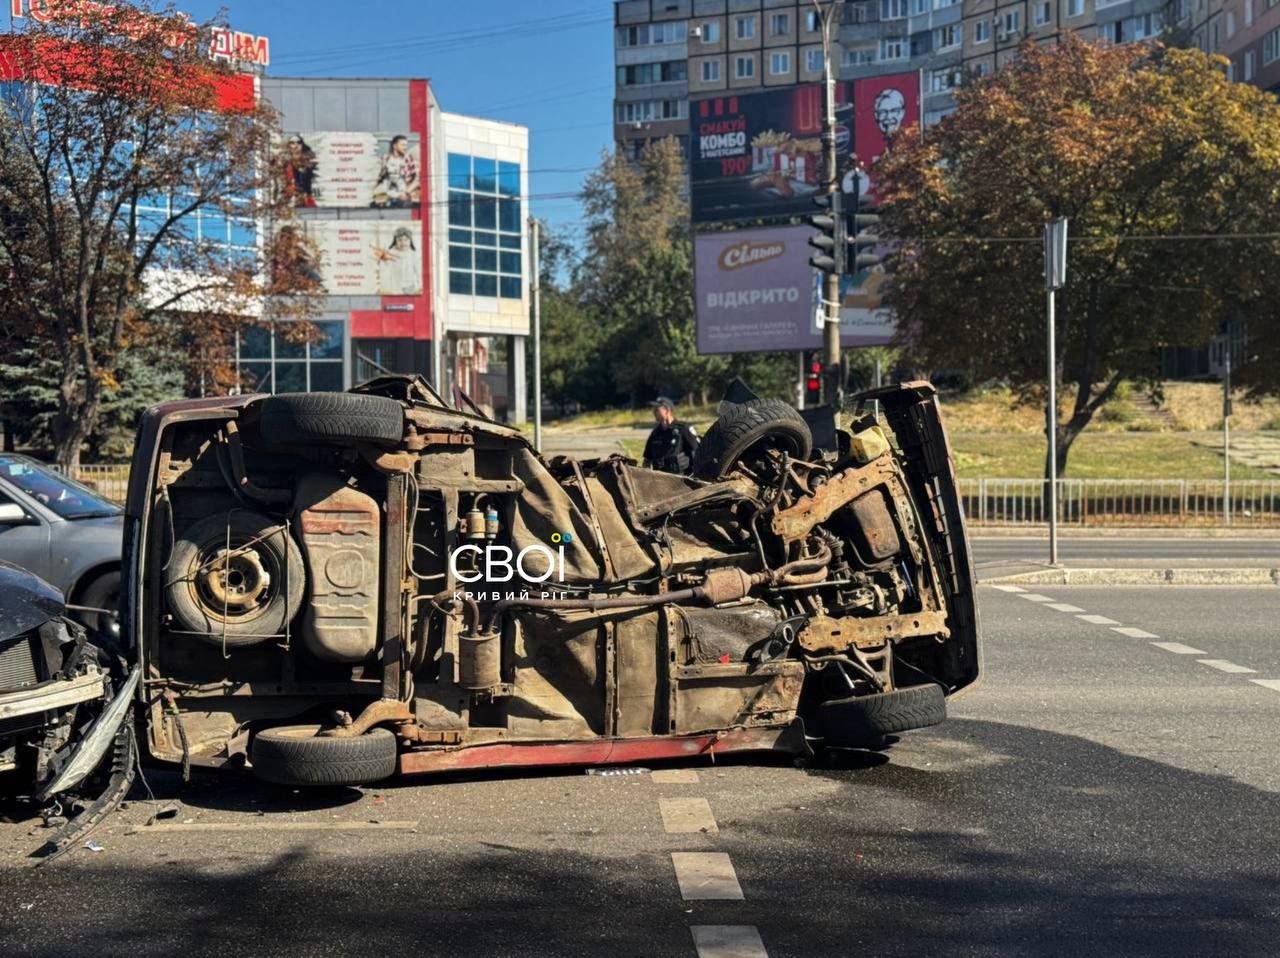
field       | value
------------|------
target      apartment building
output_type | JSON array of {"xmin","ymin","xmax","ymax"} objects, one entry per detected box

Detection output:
[{"xmin": 616, "ymin": 0, "xmax": 1280, "ymax": 163}]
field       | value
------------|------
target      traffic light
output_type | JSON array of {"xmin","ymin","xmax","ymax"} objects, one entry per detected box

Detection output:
[
  {"xmin": 805, "ymin": 353, "xmax": 822, "ymax": 405},
  {"xmin": 847, "ymin": 208, "xmax": 881, "ymax": 276},
  {"xmin": 808, "ymin": 191, "xmax": 845, "ymax": 275}
]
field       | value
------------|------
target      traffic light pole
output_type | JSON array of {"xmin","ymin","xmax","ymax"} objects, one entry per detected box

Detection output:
[{"xmin": 818, "ymin": 1, "xmax": 845, "ymax": 407}]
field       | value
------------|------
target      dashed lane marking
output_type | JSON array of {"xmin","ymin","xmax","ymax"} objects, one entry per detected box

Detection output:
[
  {"xmin": 671, "ymin": 852, "xmax": 745, "ymax": 901},
  {"xmin": 1150, "ymin": 642, "xmax": 1208, "ymax": 655},
  {"xmin": 651, "ymin": 770, "xmax": 701, "ymax": 785},
  {"xmin": 990, "ymin": 584, "xmax": 1026, "ymax": 593},
  {"xmin": 1198, "ymin": 660, "xmax": 1258, "ymax": 674},
  {"xmin": 1077, "ymin": 614, "xmax": 1121, "ymax": 626},
  {"xmin": 691, "ymin": 926, "xmax": 769, "ymax": 958},
  {"xmin": 1112, "ymin": 627, "xmax": 1160, "ymax": 639},
  {"xmin": 1046, "ymin": 603, "xmax": 1086, "ymax": 613},
  {"xmin": 1250, "ymin": 679, "xmax": 1280, "ymax": 693},
  {"xmin": 1019, "ymin": 594, "xmax": 1055, "ymax": 602},
  {"xmin": 659, "ymin": 797, "xmax": 719, "ymax": 834}
]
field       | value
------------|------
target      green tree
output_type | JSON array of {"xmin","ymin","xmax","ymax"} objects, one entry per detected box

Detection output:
[
  {"xmin": 0, "ymin": 4, "xmax": 317, "ymax": 468},
  {"xmin": 876, "ymin": 37, "xmax": 1280, "ymax": 476}
]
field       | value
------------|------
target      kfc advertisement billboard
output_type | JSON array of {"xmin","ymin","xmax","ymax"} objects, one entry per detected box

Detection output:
[{"xmin": 689, "ymin": 73, "xmax": 918, "ymax": 225}]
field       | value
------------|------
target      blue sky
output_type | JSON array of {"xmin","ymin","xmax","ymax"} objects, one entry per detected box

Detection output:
[{"xmin": 182, "ymin": 1, "xmax": 616, "ymax": 239}]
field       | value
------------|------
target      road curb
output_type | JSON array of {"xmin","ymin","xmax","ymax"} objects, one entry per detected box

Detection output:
[{"xmin": 983, "ymin": 567, "xmax": 1280, "ymax": 586}]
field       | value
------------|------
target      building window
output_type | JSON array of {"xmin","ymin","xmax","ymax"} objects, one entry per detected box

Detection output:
[
  {"xmin": 447, "ymin": 153, "xmax": 523, "ymax": 301},
  {"xmin": 701, "ymin": 59, "xmax": 721, "ymax": 81},
  {"xmin": 930, "ymin": 67, "xmax": 960, "ymax": 92},
  {"xmin": 805, "ymin": 10, "xmax": 821, "ymax": 31},
  {"xmin": 700, "ymin": 21, "xmax": 721, "ymax": 43},
  {"xmin": 880, "ymin": 37, "xmax": 906, "ymax": 60},
  {"xmin": 910, "ymin": 0, "xmax": 928, "ymax": 14},
  {"xmin": 1002, "ymin": 10, "xmax": 1022, "ymax": 33},
  {"xmin": 972, "ymin": 61, "xmax": 991, "ymax": 77},
  {"xmin": 1035, "ymin": 1, "xmax": 1051, "ymax": 24},
  {"xmin": 616, "ymin": 22, "xmax": 689, "ymax": 47},
  {"xmin": 617, "ymin": 100, "xmax": 688, "ymax": 123},
  {"xmin": 616, "ymin": 61, "xmax": 688, "ymax": 86},
  {"xmin": 1265, "ymin": 27, "xmax": 1280, "ymax": 63},
  {"xmin": 934, "ymin": 24, "xmax": 961, "ymax": 49},
  {"xmin": 974, "ymin": 19, "xmax": 991, "ymax": 42},
  {"xmin": 880, "ymin": 0, "xmax": 909, "ymax": 19},
  {"xmin": 806, "ymin": 48, "xmax": 824, "ymax": 73},
  {"xmin": 1245, "ymin": 49, "xmax": 1256, "ymax": 78},
  {"xmin": 735, "ymin": 15, "xmax": 756, "ymax": 39},
  {"xmin": 934, "ymin": 0, "xmax": 960, "ymax": 7},
  {"xmin": 769, "ymin": 51, "xmax": 791, "ymax": 74},
  {"xmin": 770, "ymin": 12, "xmax": 791, "ymax": 36},
  {"xmin": 1068, "ymin": 0, "xmax": 1085, "ymax": 16},
  {"xmin": 842, "ymin": 45, "xmax": 876, "ymax": 66},
  {"xmin": 735, "ymin": 55, "xmax": 756, "ymax": 78},
  {"xmin": 239, "ymin": 319, "xmax": 345, "ymax": 394},
  {"xmin": 1227, "ymin": 11, "xmax": 1235, "ymax": 36},
  {"xmin": 1246, "ymin": 0, "xmax": 1254, "ymax": 25}
]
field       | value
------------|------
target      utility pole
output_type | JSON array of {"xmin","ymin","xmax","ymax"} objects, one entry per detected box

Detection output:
[
  {"xmin": 1224, "ymin": 340, "xmax": 1232, "ymax": 526},
  {"xmin": 814, "ymin": 0, "xmax": 846, "ymax": 407},
  {"xmin": 530, "ymin": 217, "xmax": 543, "ymax": 452},
  {"xmin": 1044, "ymin": 217, "xmax": 1068, "ymax": 566}
]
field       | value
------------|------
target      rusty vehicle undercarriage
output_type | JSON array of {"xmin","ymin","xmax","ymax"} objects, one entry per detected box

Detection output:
[{"xmin": 123, "ymin": 377, "xmax": 979, "ymax": 786}]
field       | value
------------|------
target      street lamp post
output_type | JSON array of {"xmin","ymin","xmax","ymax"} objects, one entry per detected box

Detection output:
[
  {"xmin": 529, "ymin": 217, "xmax": 543, "ymax": 452},
  {"xmin": 813, "ymin": 0, "xmax": 846, "ymax": 406},
  {"xmin": 1044, "ymin": 217, "xmax": 1068, "ymax": 566},
  {"xmin": 1224, "ymin": 341, "xmax": 1232, "ymax": 526}
]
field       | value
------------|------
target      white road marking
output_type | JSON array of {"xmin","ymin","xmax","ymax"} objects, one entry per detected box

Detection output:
[
  {"xmin": 659, "ymin": 797, "xmax": 719, "ymax": 834},
  {"xmin": 691, "ymin": 926, "xmax": 769, "ymax": 958},
  {"xmin": 1112, "ymin": 627, "xmax": 1160, "ymax": 639},
  {"xmin": 651, "ymin": 769, "xmax": 700, "ymax": 784},
  {"xmin": 1150, "ymin": 642, "xmax": 1207, "ymax": 655},
  {"xmin": 135, "ymin": 820, "xmax": 419, "ymax": 833},
  {"xmin": 1019, "ymin": 594, "xmax": 1055, "ymax": 602},
  {"xmin": 1046, "ymin": 603, "xmax": 1085, "ymax": 613},
  {"xmin": 990, "ymin": 584, "xmax": 1026, "ymax": 593},
  {"xmin": 671, "ymin": 852, "xmax": 744, "ymax": 901},
  {"xmin": 1077, "ymin": 614, "xmax": 1121, "ymax": 626},
  {"xmin": 1250, "ymin": 679, "xmax": 1280, "ymax": 693},
  {"xmin": 1198, "ymin": 660, "xmax": 1257, "ymax": 674}
]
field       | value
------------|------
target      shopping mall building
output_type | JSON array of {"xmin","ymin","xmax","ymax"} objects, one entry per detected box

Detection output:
[{"xmin": 4, "ymin": 4, "xmax": 531, "ymax": 423}]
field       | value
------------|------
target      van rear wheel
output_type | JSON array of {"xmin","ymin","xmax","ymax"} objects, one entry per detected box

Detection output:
[{"xmin": 250, "ymin": 726, "xmax": 398, "ymax": 787}]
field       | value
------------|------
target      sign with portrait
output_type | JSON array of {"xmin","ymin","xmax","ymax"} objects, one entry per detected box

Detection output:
[
  {"xmin": 280, "ymin": 132, "xmax": 422, "ymax": 209},
  {"xmin": 307, "ymin": 221, "xmax": 424, "ymax": 297}
]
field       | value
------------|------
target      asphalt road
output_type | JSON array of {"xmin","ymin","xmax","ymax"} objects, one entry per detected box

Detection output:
[
  {"xmin": 3, "ymin": 586, "xmax": 1279, "ymax": 956},
  {"xmin": 972, "ymin": 534, "xmax": 1280, "ymax": 567}
]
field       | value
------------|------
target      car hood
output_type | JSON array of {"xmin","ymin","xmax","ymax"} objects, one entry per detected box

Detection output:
[{"xmin": 0, "ymin": 559, "xmax": 65, "ymax": 642}]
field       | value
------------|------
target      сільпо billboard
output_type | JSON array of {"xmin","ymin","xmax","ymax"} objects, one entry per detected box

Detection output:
[
  {"xmin": 280, "ymin": 132, "xmax": 422, "ymax": 209},
  {"xmin": 695, "ymin": 226, "xmax": 815, "ymax": 354},
  {"xmin": 689, "ymin": 74, "xmax": 918, "ymax": 224}
]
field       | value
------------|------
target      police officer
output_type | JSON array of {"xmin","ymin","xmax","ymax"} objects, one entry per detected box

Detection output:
[{"xmin": 642, "ymin": 397, "xmax": 700, "ymax": 475}]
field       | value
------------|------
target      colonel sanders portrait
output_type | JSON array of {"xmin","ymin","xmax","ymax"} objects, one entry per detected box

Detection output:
[{"xmin": 873, "ymin": 88, "xmax": 906, "ymax": 137}]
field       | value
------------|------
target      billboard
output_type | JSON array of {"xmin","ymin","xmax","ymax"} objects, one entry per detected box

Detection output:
[
  {"xmin": 689, "ymin": 74, "xmax": 919, "ymax": 224},
  {"xmin": 280, "ymin": 132, "xmax": 422, "ymax": 209},
  {"xmin": 695, "ymin": 226, "xmax": 815, "ymax": 354},
  {"xmin": 306, "ymin": 221, "xmax": 424, "ymax": 297}
]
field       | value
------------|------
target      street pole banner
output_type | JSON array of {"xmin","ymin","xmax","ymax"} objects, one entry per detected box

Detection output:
[{"xmin": 694, "ymin": 226, "xmax": 815, "ymax": 354}]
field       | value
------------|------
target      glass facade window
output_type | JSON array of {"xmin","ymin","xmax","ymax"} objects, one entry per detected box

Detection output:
[
  {"xmin": 132, "ymin": 191, "xmax": 257, "ymax": 267},
  {"xmin": 238, "ymin": 319, "xmax": 345, "ymax": 393},
  {"xmin": 447, "ymin": 153, "xmax": 523, "ymax": 300}
]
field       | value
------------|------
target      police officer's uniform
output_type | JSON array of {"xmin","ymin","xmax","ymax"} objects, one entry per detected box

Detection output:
[{"xmin": 643, "ymin": 417, "xmax": 700, "ymax": 475}]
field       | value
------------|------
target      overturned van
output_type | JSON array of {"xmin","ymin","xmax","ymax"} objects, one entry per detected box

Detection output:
[{"xmin": 122, "ymin": 377, "xmax": 978, "ymax": 786}]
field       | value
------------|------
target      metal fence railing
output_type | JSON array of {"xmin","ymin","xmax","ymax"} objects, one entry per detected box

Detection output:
[
  {"xmin": 58, "ymin": 463, "xmax": 1280, "ymax": 527},
  {"xmin": 958, "ymin": 478, "xmax": 1280, "ymax": 528},
  {"xmin": 67, "ymin": 464, "xmax": 130, "ymax": 504}
]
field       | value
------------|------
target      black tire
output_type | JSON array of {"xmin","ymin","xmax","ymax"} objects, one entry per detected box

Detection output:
[
  {"xmin": 77, "ymin": 569, "xmax": 121, "ymax": 643},
  {"xmin": 693, "ymin": 398, "xmax": 813, "ymax": 480},
  {"xmin": 258, "ymin": 392, "xmax": 404, "ymax": 446},
  {"xmin": 251, "ymin": 726, "xmax": 398, "ymax": 787},
  {"xmin": 818, "ymin": 684, "xmax": 946, "ymax": 748},
  {"xmin": 166, "ymin": 511, "xmax": 305, "ymax": 647}
]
